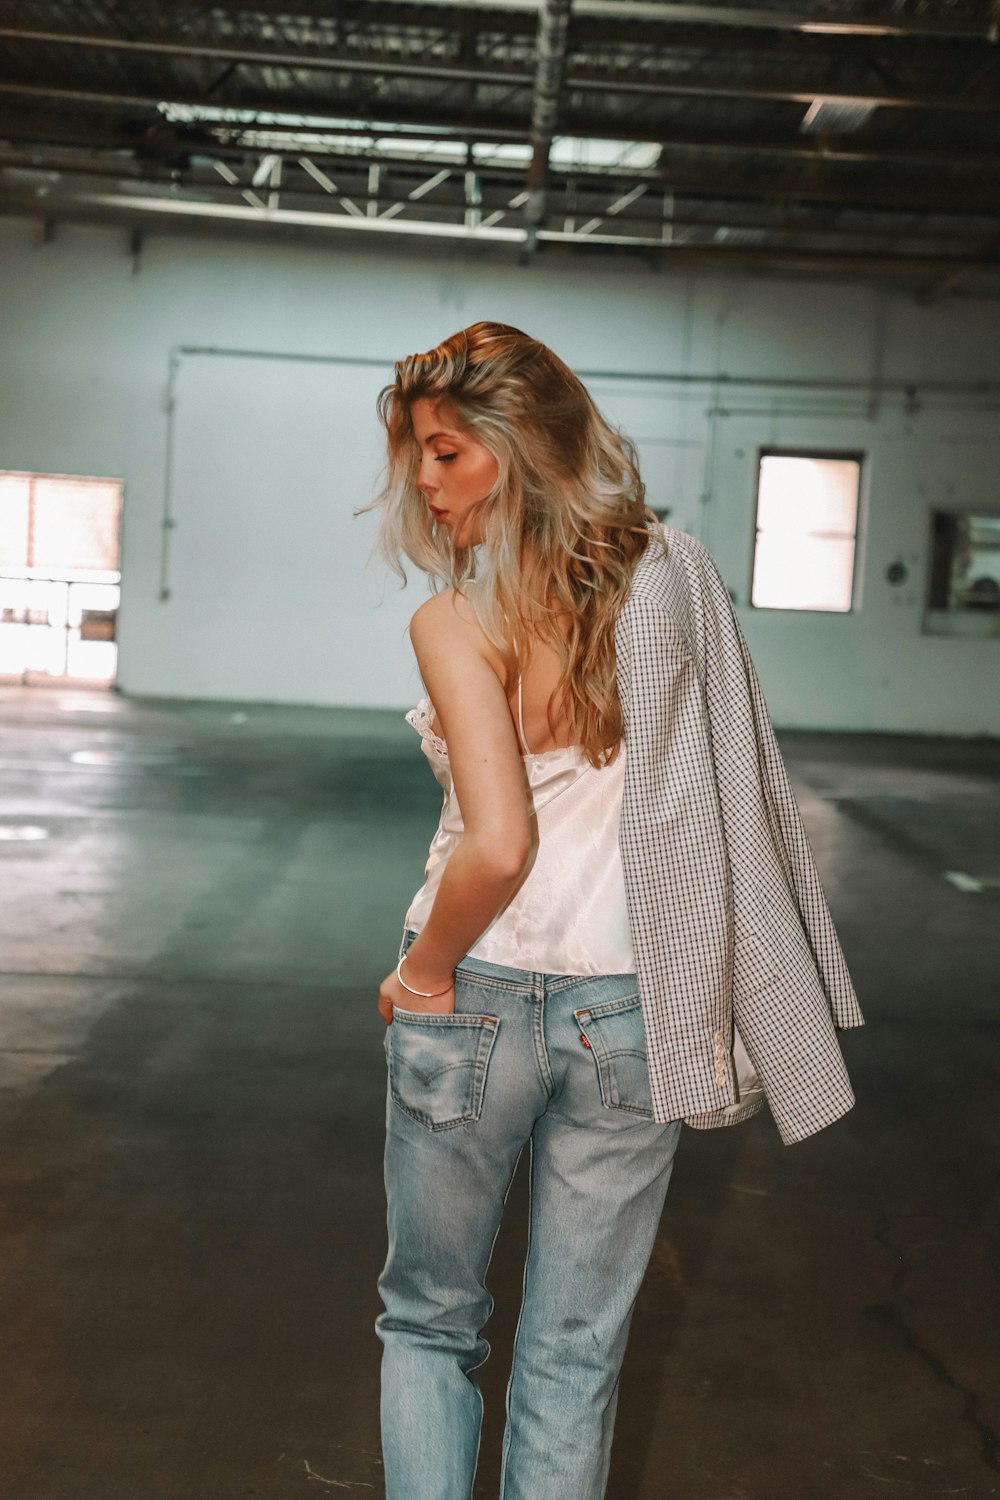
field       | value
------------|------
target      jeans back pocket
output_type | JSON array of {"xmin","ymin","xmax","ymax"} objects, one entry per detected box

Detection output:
[
  {"xmin": 388, "ymin": 1010, "xmax": 500, "ymax": 1131},
  {"xmin": 574, "ymin": 996, "xmax": 653, "ymax": 1117}
]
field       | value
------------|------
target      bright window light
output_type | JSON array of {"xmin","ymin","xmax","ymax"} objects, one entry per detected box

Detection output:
[
  {"xmin": 0, "ymin": 471, "xmax": 122, "ymax": 682},
  {"xmin": 751, "ymin": 453, "xmax": 861, "ymax": 612},
  {"xmin": 549, "ymin": 137, "xmax": 661, "ymax": 171}
]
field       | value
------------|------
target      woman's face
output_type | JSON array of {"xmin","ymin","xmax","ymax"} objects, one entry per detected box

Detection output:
[{"xmin": 410, "ymin": 397, "xmax": 499, "ymax": 546}]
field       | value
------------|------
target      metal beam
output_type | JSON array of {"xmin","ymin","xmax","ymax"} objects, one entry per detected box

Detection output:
[
  {"xmin": 0, "ymin": 157, "xmax": 971, "ymax": 246},
  {"xmin": 3, "ymin": 133, "xmax": 1000, "ymax": 222},
  {"xmin": 0, "ymin": 28, "xmax": 529, "ymax": 88},
  {"xmin": 525, "ymin": 0, "xmax": 572, "ymax": 236},
  {"xmin": 3, "ymin": 105, "xmax": 1000, "ymax": 217},
  {"xmin": 134, "ymin": 0, "xmax": 999, "ymax": 43},
  {"xmin": 4, "ymin": 138, "xmax": 999, "ymax": 231},
  {"xmin": 0, "ymin": 36, "xmax": 996, "ymax": 113},
  {"xmin": 3, "ymin": 186, "xmax": 998, "ymax": 284},
  {"xmin": 5, "ymin": 97, "xmax": 1000, "ymax": 178},
  {"xmin": 546, "ymin": 1, "xmax": 1000, "ymax": 38},
  {"xmin": 3, "ymin": 154, "xmax": 999, "ymax": 248}
]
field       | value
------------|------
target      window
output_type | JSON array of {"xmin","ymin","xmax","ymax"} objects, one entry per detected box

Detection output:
[
  {"xmin": 925, "ymin": 511, "xmax": 1000, "ymax": 638},
  {"xmin": 0, "ymin": 471, "xmax": 122, "ymax": 682},
  {"xmin": 750, "ymin": 452, "xmax": 861, "ymax": 612}
]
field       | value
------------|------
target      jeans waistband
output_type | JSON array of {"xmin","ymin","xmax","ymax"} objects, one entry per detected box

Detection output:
[{"xmin": 400, "ymin": 928, "xmax": 639, "ymax": 997}]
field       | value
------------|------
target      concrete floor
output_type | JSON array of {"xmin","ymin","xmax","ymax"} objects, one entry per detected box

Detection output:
[{"xmin": 0, "ymin": 681, "xmax": 997, "ymax": 1500}]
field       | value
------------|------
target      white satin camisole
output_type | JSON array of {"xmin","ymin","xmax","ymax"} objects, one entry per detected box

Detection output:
[{"xmin": 403, "ymin": 679, "xmax": 637, "ymax": 975}]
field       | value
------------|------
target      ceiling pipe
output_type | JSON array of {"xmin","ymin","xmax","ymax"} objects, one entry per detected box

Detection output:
[
  {"xmin": 0, "ymin": 33, "xmax": 995, "ymax": 113},
  {"xmin": 4, "ymin": 186, "xmax": 998, "ymax": 284},
  {"xmin": 0, "ymin": 69, "xmax": 995, "ymax": 116},
  {"xmin": 0, "ymin": 29, "xmax": 529, "ymax": 88},
  {"xmin": 6, "ymin": 140, "xmax": 1000, "ymax": 228},
  {"xmin": 524, "ymin": 0, "xmax": 572, "ymax": 244},
  {"xmin": 6, "ymin": 99, "xmax": 1000, "ymax": 174},
  {"xmin": 2, "ymin": 158, "xmax": 993, "ymax": 249},
  {"xmin": 368, "ymin": 0, "xmax": 1000, "ymax": 40},
  {"xmin": 2, "ymin": 144, "xmax": 997, "ymax": 243},
  {"xmin": 4, "ymin": 124, "xmax": 999, "ymax": 217},
  {"xmin": 58, "ymin": 0, "xmax": 993, "ymax": 44}
]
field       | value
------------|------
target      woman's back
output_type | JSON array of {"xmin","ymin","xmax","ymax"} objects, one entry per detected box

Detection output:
[
  {"xmin": 424, "ymin": 589, "xmax": 598, "ymax": 758},
  {"xmin": 505, "ymin": 622, "xmax": 578, "ymax": 753}
]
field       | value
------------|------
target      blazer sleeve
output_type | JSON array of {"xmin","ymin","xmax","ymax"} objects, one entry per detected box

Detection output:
[
  {"xmin": 617, "ymin": 596, "xmax": 737, "ymax": 1120},
  {"xmin": 689, "ymin": 532, "xmax": 864, "ymax": 1033},
  {"xmin": 735, "ymin": 614, "xmax": 864, "ymax": 1030}
]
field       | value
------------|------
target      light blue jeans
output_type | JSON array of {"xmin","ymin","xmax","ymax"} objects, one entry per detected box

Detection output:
[{"xmin": 377, "ymin": 931, "xmax": 683, "ymax": 1500}]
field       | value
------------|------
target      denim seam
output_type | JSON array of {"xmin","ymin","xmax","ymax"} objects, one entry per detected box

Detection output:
[
  {"xmin": 546, "ymin": 974, "xmax": 640, "ymax": 998},
  {"xmin": 499, "ymin": 1136, "xmax": 536, "ymax": 1500},
  {"xmin": 455, "ymin": 970, "xmax": 536, "ymax": 997},
  {"xmin": 531, "ymin": 982, "xmax": 555, "ymax": 1097},
  {"xmin": 393, "ymin": 1008, "xmax": 500, "ymax": 1028},
  {"xmin": 573, "ymin": 995, "xmax": 644, "ymax": 1023}
]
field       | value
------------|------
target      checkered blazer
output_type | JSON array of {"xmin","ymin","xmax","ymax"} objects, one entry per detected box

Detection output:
[{"xmin": 615, "ymin": 525, "xmax": 864, "ymax": 1145}]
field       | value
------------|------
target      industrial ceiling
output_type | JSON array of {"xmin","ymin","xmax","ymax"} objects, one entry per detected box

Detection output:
[{"xmin": 1, "ymin": 1, "xmax": 999, "ymax": 294}]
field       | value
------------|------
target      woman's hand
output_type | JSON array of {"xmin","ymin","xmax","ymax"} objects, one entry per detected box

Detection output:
[{"xmin": 378, "ymin": 966, "xmax": 456, "ymax": 1026}]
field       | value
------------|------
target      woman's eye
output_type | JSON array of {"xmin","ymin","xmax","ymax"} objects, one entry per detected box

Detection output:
[{"xmin": 435, "ymin": 453, "xmax": 458, "ymax": 464}]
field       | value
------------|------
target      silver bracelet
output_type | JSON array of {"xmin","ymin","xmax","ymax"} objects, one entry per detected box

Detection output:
[{"xmin": 396, "ymin": 956, "xmax": 453, "ymax": 998}]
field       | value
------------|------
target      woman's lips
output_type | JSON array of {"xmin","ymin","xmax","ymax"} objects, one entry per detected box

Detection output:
[{"xmin": 430, "ymin": 507, "xmax": 448, "ymax": 522}]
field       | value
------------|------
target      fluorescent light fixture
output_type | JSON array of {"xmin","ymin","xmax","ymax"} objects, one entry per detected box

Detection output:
[
  {"xmin": 551, "ymin": 137, "xmax": 661, "ymax": 171},
  {"xmin": 799, "ymin": 21, "xmax": 895, "ymax": 34},
  {"xmin": 713, "ymin": 225, "xmax": 766, "ymax": 245},
  {"xmin": 800, "ymin": 99, "xmax": 878, "ymax": 134}
]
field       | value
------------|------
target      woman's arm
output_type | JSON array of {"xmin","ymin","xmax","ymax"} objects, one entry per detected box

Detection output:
[{"xmin": 377, "ymin": 590, "xmax": 533, "ymax": 1022}]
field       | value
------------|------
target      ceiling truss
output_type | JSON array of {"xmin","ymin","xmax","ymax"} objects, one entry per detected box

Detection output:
[{"xmin": 0, "ymin": 0, "xmax": 998, "ymax": 293}]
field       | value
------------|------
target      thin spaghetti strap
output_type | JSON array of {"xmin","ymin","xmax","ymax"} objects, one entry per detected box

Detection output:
[{"xmin": 516, "ymin": 674, "xmax": 531, "ymax": 756}]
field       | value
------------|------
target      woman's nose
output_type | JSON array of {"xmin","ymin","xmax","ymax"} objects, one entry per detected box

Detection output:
[{"xmin": 416, "ymin": 462, "xmax": 437, "ymax": 495}]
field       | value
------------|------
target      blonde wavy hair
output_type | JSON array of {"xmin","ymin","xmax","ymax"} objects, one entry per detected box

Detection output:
[{"xmin": 362, "ymin": 321, "xmax": 662, "ymax": 768}]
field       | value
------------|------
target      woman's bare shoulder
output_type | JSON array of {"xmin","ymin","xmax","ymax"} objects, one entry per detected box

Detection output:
[
  {"xmin": 409, "ymin": 587, "xmax": 486, "ymax": 643},
  {"xmin": 409, "ymin": 588, "xmax": 505, "ymax": 679}
]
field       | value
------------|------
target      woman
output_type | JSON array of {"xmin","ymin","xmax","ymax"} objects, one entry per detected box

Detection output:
[{"xmin": 365, "ymin": 322, "xmax": 862, "ymax": 1500}]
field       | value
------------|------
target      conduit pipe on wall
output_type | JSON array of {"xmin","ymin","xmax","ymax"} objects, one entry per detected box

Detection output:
[
  {"xmin": 168, "ymin": 344, "xmax": 1000, "ymax": 394},
  {"xmin": 158, "ymin": 344, "xmax": 1000, "ymax": 602},
  {"xmin": 160, "ymin": 350, "xmax": 180, "ymax": 603}
]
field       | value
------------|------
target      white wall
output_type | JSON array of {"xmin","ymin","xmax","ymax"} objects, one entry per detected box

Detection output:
[{"xmin": 1, "ymin": 213, "xmax": 998, "ymax": 733}]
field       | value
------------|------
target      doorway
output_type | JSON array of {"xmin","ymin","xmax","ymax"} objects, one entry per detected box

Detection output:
[{"xmin": 0, "ymin": 470, "xmax": 122, "ymax": 686}]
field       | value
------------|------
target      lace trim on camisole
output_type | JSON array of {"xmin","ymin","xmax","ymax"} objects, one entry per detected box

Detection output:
[
  {"xmin": 404, "ymin": 675, "xmax": 582, "ymax": 762},
  {"xmin": 404, "ymin": 698, "xmax": 449, "ymax": 759}
]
